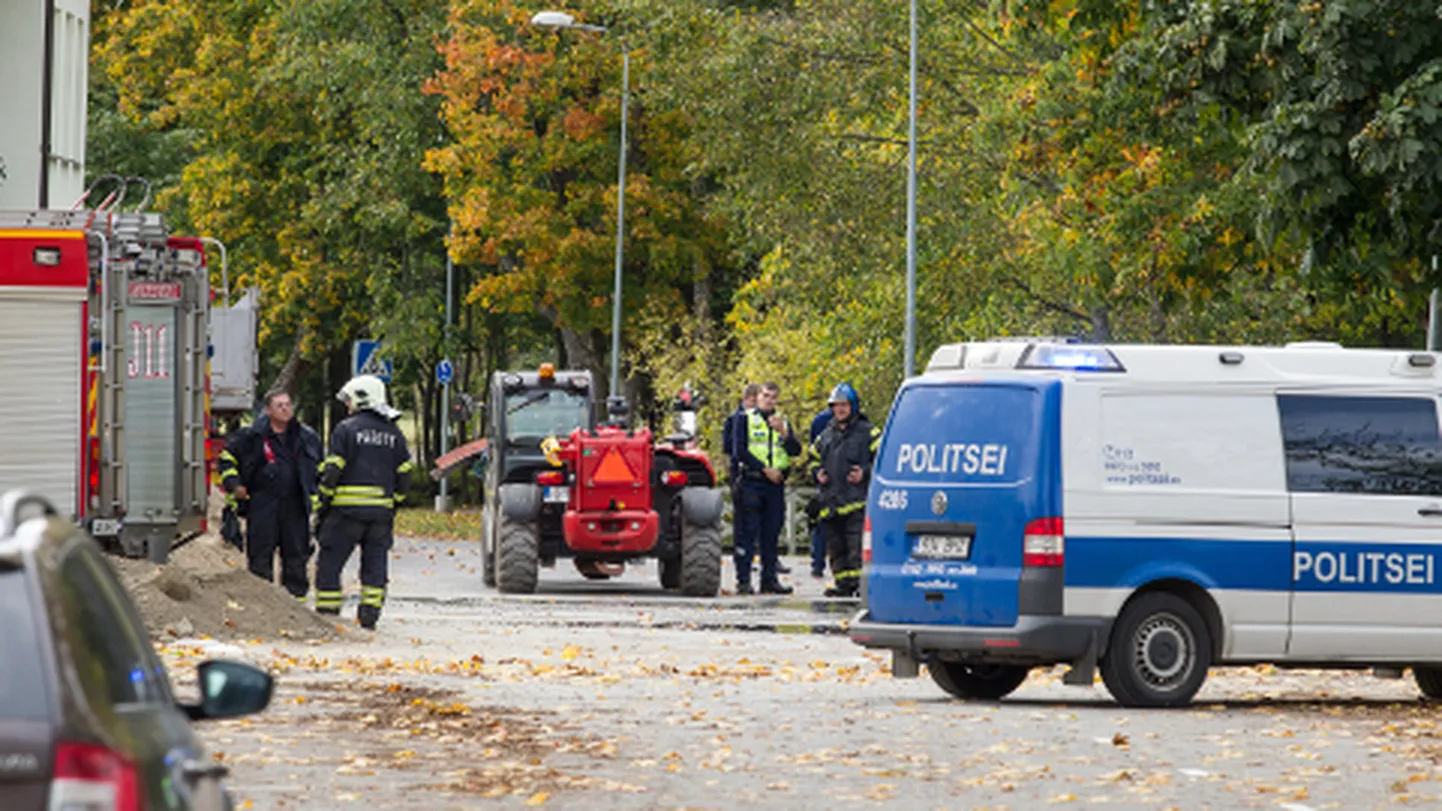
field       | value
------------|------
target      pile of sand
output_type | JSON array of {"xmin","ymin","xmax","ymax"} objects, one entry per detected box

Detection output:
[{"xmin": 110, "ymin": 533, "xmax": 339, "ymax": 642}]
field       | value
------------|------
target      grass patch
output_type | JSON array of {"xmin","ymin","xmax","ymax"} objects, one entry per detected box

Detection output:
[{"xmin": 394, "ymin": 507, "xmax": 481, "ymax": 541}]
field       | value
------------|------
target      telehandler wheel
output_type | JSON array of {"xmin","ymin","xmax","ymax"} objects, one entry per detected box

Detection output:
[
  {"xmin": 496, "ymin": 513, "xmax": 540, "ymax": 594},
  {"xmin": 658, "ymin": 556, "xmax": 681, "ymax": 590},
  {"xmin": 680, "ymin": 513, "xmax": 723, "ymax": 597},
  {"xmin": 481, "ymin": 509, "xmax": 497, "ymax": 588},
  {"xmin": 576, "ymin": 559, "xmax": 619, "ymax": 580}
]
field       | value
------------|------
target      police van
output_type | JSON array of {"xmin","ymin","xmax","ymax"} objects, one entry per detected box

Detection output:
[{"xmin": 850, "ymin": 339, "xmax": 1442, "ymax": 707}]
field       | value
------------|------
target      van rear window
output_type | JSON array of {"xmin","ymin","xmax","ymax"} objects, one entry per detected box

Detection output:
[
  {"xmin": 0, "ymin": 570, "xmax": 51, "ymax": 720},
  {"xmin": 879, "ymin": 384, "xmax": 1039, "ymax": 483}
]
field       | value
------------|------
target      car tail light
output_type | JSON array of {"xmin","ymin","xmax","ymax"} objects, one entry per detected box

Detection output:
[
  {"xmin": 1023, "ymin": 517, "xmax": 1064, "ymax": 567},
  {"xmin": 661, "ymin": 470, "xmax": 688, "ymax": 487},
  {"xmin": 536, "ymin": 471, "xmax": 565, "ymax": 486},
  {"xmin": 862, "ymin": 516, "xmax": 873, "ymax": 563},
  {"xmin": 50, "ymin": 741, "xmax": 141, "ymax": 811}
]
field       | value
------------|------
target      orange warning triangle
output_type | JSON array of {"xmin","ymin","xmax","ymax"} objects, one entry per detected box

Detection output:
[{"xmin": 592, "ymin": 447, "xmax": 637, "ymax": 484}]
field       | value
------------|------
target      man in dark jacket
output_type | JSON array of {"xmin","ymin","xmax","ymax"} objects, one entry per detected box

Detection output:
[
  {"xmin": 805, "ymin": 406, "xmax": 834, "ymax": 579},
  {"xmin": 314, "ymin": 374, "xmax": 414, "ymax": 630},
  {"xmin": 809, "ymin": 382, "xmax": 880, "ymax": 598},
  {"xmin": 217, "ymin": 389, "xmax": 323, "ymax": 599}
]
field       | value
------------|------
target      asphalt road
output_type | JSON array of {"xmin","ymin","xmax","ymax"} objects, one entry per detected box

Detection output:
[{"xmin": 167, "ymin": 535, "xmax": 1442, "ymax": 810}]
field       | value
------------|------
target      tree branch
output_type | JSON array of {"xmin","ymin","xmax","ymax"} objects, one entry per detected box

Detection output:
[{"xmin": 1002, "ymin": 274, "xmax": 1092, "ymax": 324}]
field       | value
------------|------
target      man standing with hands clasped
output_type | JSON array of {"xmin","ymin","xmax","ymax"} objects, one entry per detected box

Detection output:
[{"xmin": 730, "ymin": 381, "xmax": 801, "ymax": 595}]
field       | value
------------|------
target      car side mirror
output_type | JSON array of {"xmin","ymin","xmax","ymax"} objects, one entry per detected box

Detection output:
[{"xmin": 185, "ymin": 660, "xmax": 274, "ymax": 721}]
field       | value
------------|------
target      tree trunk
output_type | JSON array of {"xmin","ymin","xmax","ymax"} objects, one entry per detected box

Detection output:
[
  {"xmin": 1089, "ymin": 306, "xmax": 1113, "ymax": 343},
  {"xmin": 268, "ymin": 324, "xmax": 310, "ymax": 398},
  {"xmin": 558, "ymin": 324, "xmax": 608, "ymax": 402}
]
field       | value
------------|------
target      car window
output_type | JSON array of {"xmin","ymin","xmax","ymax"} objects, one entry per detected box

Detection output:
[
  {"xmin": 0, "ymin": 569, "xmax": 52, "ymax": 720},
  {"xmin": 505, "ymin": 389, "xmax": 591, "ymax": 440},
  {"xmin": 54, "ymin": 545, "xmax": 169, "ymax": 707},
  {"xmin": 1277, "ymin": 395, "xmax": 1442, "ymax": 495}
]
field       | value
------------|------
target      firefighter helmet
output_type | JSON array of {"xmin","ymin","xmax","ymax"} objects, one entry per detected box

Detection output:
[
  {"xmin": 337, "ymin": 375, "xmax": 388, "ymax": 412},
  {"xmin": 827, "ymin": 382, "xmax": 859, "ymax": 411}
]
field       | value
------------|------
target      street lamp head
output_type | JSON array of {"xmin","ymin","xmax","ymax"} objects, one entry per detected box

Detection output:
[
  {"xmin": 530, "ymin": 10, "xmax": 576, "ymax": 27},
  {"xmin": 530, "ymin": 10, "xmax": 606, "ymax": 32}
]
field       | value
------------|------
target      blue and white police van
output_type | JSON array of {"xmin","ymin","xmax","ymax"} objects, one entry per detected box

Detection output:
[{"xmin": 850, "ymin": 339, "xmax": 1442, "ymax": 707}]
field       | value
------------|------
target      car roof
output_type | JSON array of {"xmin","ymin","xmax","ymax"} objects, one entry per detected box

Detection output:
[{"xmin": 923, "ymin": 340, "xmax": 1440, "ymax": 388}]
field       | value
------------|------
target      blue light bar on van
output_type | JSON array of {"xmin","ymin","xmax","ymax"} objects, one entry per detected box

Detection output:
[{"xmin": 1016, "ymin": 344, "xmax": 1125, "ymax": 372}]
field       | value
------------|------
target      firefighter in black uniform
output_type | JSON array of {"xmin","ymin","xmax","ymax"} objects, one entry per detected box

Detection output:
[
  {"xmin": 808, "ymin": 382, "xmax": 880, "ymax": 598},
  {"xmin": 217, "ymin": 389, "xmax": 323, "ymax": 598},
  {"xmin": 314, "ymin": 374, "xmax": 415, "ymax": 629}
]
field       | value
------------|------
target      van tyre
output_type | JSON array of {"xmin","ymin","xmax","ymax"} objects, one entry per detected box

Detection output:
[
  {"xmin": 496, "ymin": 514, "xmax": 540, "ymax": 594},
  {"xmin": 1414, "ymin": 666, "xmax": 1442, "ymax": 700},
  {"xmin": 481, "ymin": 510, "xmax": 497, "ymax": 588},
  {"xmin": 680, "ymin": 514, "xmax": 723, "ymax": 597},
  {"xmin": 1102, "ymin": 592, "xmax": 1212, "ymax": 708},
  {"xmin": 928, "ymin": 663, "xmax": 1031, "ymax": 701}
]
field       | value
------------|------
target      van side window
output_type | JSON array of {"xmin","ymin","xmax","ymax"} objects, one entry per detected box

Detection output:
[{"xmin": 1277, "ymin": 395, "xmax": 1442, "ymax": 495}]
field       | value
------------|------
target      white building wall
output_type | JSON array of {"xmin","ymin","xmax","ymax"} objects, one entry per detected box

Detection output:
[{"xmin": 0, "ymin": 0, "xmax": 89, "ymax": 210}]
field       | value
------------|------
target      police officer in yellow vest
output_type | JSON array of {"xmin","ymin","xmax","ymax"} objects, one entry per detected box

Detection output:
[{"xmin": 729, "ymin": 381, "xmax": 802, "ymax": 595}]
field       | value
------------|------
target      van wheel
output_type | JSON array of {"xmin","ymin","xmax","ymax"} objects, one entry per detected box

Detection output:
[
  {"xmin": 928, "ymin": 663, "xmax": 1031, "ymax": 701},
  {"xmin": 1414, "ymin": 666, "xmax": 1442, "ymax": 700},
  {"xmin": 1101, "ymin": 592, "xmax": 1212, "ymax": 708}
]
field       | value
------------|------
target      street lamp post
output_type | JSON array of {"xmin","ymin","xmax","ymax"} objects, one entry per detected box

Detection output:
[
  {"xmin": 903, "ymin": 0, "xmax": 919, "ymax": 379},
  {"xmin": 531, "ymin": 11, "xmax": 628, "ymax": 404}
]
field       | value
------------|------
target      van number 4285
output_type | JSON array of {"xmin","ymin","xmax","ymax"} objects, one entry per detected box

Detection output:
[{"xmin": 877, "ymin": 489, "xmax": 908, "ymax": 510}]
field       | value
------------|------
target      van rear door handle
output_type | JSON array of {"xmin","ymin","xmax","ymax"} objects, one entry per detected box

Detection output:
[{"xmin": 1418, "ymin": 508, "xmax": 1442, "ymax": 517}]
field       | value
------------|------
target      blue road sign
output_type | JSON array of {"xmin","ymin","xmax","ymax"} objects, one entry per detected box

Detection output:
[
  {"xmin": 352, "ymin": 339, "xmax": 393, "ymax": 383},
  {"xmin": 436, "ymin": 358, "xmax": 454, "ymax": 386}
]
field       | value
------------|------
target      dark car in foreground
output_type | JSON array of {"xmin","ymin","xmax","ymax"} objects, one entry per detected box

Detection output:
[{"xmin": 0, "ymin": 491, "xmax": 274, "ymax": 810}]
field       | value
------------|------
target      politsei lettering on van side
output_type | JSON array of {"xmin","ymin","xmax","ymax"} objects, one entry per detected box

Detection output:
[
  {"xmin": 896, "ymin": 443, "xmax": 1008, "ymax": 476},
  {"xmin": 1294, "ymin": 550, "xmax": 1435, "ymax": 586}
]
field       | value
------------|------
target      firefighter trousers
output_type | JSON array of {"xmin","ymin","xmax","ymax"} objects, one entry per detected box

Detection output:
[
  {"xmin": 245, "ymin": 493, "xmax": 311, "ymax": 598},
  {"xmin": 823, "ymin": 509, "xmax": 865, "ymax": 590},
  {"xmin": 315, "ymin": 511, "xmax": 394, "ymax": 628}
]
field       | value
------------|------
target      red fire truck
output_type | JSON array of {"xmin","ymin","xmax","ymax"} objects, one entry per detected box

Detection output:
[{"xmin": 0, "ymin": 202, "xmax": 212, "ymax": 562}]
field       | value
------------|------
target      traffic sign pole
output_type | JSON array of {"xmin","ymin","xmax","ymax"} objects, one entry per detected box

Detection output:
[{"xmin": 436, "ymin": 251, "xmax": 454, "ymax": 513}]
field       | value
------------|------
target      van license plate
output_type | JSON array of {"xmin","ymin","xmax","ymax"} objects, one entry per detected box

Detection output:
[
  {"xmin": 543, "ymin": 486, "xmax": 569, "ymax": 504},
  {"xmin": 913, "ymin": 534, "xmax": 971, "ymax": 559}
]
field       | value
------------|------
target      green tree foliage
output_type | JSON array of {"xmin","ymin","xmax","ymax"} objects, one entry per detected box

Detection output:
[{"xmin": 1126, "ymin": 0, "xmax": 1442, "ymax": 283}]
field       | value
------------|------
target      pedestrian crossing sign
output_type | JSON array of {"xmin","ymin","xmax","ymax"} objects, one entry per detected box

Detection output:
[{"xmin": 352, "ymin": 339, "xmax": 392, "ymax": 383}]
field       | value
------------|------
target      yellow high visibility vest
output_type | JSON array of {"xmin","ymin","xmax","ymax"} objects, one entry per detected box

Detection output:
[{"xmin": 746, "ymin": 409, "xmax": 790, "ymax": 470}]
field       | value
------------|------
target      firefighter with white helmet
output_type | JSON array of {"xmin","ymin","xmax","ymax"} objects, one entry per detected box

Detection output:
[{"xmin": 313, "ymin": 374, "xmax": 414, "ymax": 629}]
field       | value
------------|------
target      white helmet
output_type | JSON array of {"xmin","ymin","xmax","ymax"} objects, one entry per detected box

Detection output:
[{"xmin": 337, "ymin": 375, "xmax": 387, "ymax": 412}]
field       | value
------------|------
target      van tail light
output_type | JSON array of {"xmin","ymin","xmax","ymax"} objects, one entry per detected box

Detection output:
[
  {"xmin": 50, "ymin": 741, "xmax": 142, "ymax": 811},
  {"xmin": 536, "ymin": 471, "xmax": 565, "ymax": 486},
  {"xmin": 1023, "ymin": 517, "xmax": 1064, "ymax": 567},
  {"xmin": 862, "ymin": 516, "xmax": 873, "ymax": 563}
]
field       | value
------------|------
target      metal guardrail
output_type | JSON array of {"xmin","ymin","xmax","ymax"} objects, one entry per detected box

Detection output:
[{"xmin": 718, "ymin": 484, "xmax": 818, "ymax": 557}]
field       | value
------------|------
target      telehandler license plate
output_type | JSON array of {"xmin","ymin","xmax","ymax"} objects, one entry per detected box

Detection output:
[{"xmin": 543, "ymin": 486, "xmax": 570, "ymax": 504}]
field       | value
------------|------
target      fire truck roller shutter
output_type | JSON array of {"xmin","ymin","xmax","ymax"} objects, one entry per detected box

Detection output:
[{"xmin": 0, "ymin": 290, "xmax": 84, "ymax": 518}]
